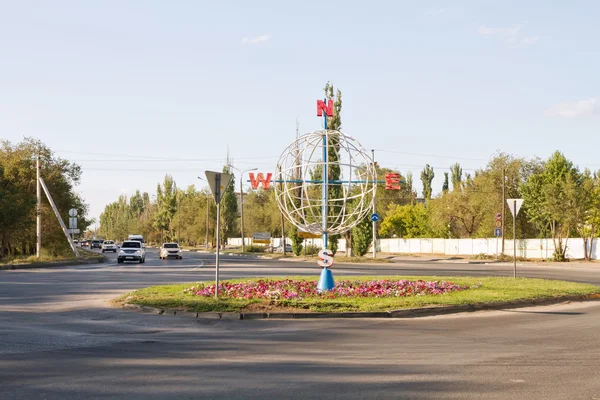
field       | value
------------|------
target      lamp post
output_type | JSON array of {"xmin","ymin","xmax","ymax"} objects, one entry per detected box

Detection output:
[
  {"xmin": 197, "ymin": 177, "xmax": 211, "ymax": 250},
  {"xmin": 227, "ymin": 165, "xmax": 258, "ymax": 253}
]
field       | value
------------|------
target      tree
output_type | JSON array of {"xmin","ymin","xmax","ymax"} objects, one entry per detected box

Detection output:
[
  {"xmin": 450, "ymin": 163, "xmax": 462, "ymax": 190},
  {"xmin": 420, "ymin": 164, "xmax": 435, "ymax": 200},
  {"xmin": 0, "ymin": 138, "xmax": 91, "ymax": 258},
  {"xmin": 351, "ymin": 215, "xmax": 372, "ymax": 256},
  {"xmin": 220, "ymin": 165, "xmax": 238, "ymax": 248},
  {"xmin": 442, "ymin": 172, "xmax": 449, "ymax": 193},
  {"xmin": 379, "ymin": 203, "xmax": 433, "ymax": 238},
  {"xmin": 324, "ymin": 82, "xmax": 343, "ymax": 254},
  {"xmin": 154, "ymin": 175, "xmax": 177, "ymax": 242},
  {"xmin": 521, "ymin": 151, "xmax": 582, "ymax": 261}
]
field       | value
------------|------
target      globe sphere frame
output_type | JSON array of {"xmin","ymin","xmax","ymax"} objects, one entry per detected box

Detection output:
[{"xmin": 274, "ymin": 130, "xmax": 376, "ymax": 236}]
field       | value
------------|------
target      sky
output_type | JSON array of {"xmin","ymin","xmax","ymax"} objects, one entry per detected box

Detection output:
[{"xmin": 2, "ymin": 1, "xmax": 600, "ymax": 223}]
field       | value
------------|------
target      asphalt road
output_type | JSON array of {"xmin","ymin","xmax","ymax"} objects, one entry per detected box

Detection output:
[{"xmin": 1, "ymin": 249, "xmax": 600, "ymax": 399}]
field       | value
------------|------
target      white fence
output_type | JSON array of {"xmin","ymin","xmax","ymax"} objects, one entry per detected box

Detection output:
[{"xmin": 228, "ymin": 237, "xmax": 599, "ymax": 260}]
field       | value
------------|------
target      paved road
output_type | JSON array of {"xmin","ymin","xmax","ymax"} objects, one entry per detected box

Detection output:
[{"xmin": 1, "ymin": 249, "xmax": 599, "ymax": 399}]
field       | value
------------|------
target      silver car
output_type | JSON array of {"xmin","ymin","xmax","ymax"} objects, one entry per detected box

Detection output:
[{"xmin": 159, "ymin": 243, "xmax": 182, "ymax": 260}]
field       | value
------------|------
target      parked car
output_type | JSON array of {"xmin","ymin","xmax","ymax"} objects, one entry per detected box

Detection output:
[
  {"xmin": 117, "ymin": 241, "xmax": 146, "ymax": 264},
  {"xmin": 91, "ymin": 239, "xmax": 104, "ymax": 249},
  {"xmin": 159, "ymin": 243, "xmax": 182, "ymax": 260},
  {"xmin": 101, "ymin": 240, "xmax": 118, "ymax": 253},
  {"xmin": 275, "ymin": 244, "xmax": 293, "ymax": 253}
]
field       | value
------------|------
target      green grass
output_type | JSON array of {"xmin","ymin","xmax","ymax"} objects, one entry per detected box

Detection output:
[
  {"xmin": 116, "ymin": 276, "xmax": 600, "ymax": 313},
  {"xmin": 0, "ymin": 248, "xmax": 104, "ymax": 266}
]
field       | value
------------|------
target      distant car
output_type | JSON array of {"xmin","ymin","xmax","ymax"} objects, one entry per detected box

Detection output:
[
  {"xmin": 101, "ymin": 240, "xmax": 117, "ymax": 253},
  {"xmin": 117, "ymin": 241, "xmax": 146, "ymax": 264},
  {"xmin": 275, "ymin": 244, "xmax": 293, "ymax": 253},
  {"xmin": 73, "ymin": 240, "xmax": 79, "ymax": 245},
  {"xmin": 159, "ymin": 243, "xmax": 182, "ymax": 260},
  {"xmin": 91, "ymin": 239, "xmax": 104, "ymax": 249},
  {"xmin": 81, "ymin": 239, "xmax": 90, "ymax": 247}
]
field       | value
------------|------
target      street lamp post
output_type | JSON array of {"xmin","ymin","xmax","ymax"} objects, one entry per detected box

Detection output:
[
  {"xmin": 227, "ymin": 165, "xmax": 258, "ymax": 253},
  {"xmin": 197, "ymin": 177, "xmax": 211, "ymax": 250}
]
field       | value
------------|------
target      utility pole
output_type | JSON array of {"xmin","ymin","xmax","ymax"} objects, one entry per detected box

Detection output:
[
  {"xmin": 177, "ymin": 192, "xmax": 181, "ymax": 245},
  {"xmin": 371, "ymin": 149, "xmax": 377, "ymax": 259},
  {"xmin": 501, "ymin": 167, "xmax": 506, "ymax": 255},
  {"xmin": 279, "ymin": 165, "xmax": 286, "ymax": 255},
  {"xmin": 206, "ymin": 195, "xmax": 210, "ymax": 250},
  {"xmin": 36, "ymin": 154, "xmax": 41, "ymax": 258}
]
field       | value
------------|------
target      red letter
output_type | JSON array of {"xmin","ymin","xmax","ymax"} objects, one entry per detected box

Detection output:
[
  {"xmin": 316, "ymin": 99, "xmax": 334, "ymax": 117},
  {"xmin": 385, "ymin": 173, "xmax": 401, "ymax": 190},
  {"xmin": 249, "ymin": 173, "xmax": 272, "ymax": 190}
]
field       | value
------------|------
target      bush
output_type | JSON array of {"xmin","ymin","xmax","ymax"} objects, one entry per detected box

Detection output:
[
  {"xmin": 304, "ymin": 244, "xmax": 320, "ymax": 256},
  {"xmin": 246, "ymin": 245, "xmax": 266, "ymax": 253}
]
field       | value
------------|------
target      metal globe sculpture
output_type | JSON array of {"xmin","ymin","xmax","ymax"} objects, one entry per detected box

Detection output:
[{"xmin": 274, "ymin": 130, "xmax": 376, "ymax": 237}]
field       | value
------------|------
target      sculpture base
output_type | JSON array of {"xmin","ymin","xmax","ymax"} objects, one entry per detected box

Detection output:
[{"xmin": 317, "ymin": 267, "xmax": 335, "ymax": 292}]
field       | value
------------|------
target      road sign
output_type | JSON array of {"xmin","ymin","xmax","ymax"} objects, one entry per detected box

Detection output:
[
  {"xmin": 205, "ymin": 171, "xmax": 234, "ymax": 205},
  {"xmin": 69, "ymin": 217, "xmax": 77, "ymax": 229},
  {"xmin": 494, "ymin": 228, "xmax": 502, "ymax": 237},
  {"xmin": 495, "ymin": 220, "xmax": 502, "ymax": 228},
  {"xmin": 68, "ymin": 208, "xmax": 78, "ymax": 217},
  {"xmin": 496, "ymin": 212, "xmax": 502, "ymax": 220},
  {"xmin": 67, "ymin": 229, "xmax": 80, "ymax": 234},
  {"xmin": 371, "ymin": 213, "xmax": 379, "ymax": 222},
  {"xmin": 298, "ymin": 231, "xmax": 321, "ymax": 239},
  {"xmin": 252, "ymin": 232, "xmax": 271, "ymax": 244},
  {"xmin": 506, "ymin": 199, "xmax": 524, "ymax": 217}
]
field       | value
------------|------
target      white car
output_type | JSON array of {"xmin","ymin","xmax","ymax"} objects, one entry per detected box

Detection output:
[
  {"xmin": 159, "ymin": 243, "xmax": 182, "ymax": 260},
  {"xmin": 101, "ymin": 240, "xmax": 118, "ymax": 253},
  {"xmin": 117, "ymin": 241, "xmax": 146, "ymax": 264}
]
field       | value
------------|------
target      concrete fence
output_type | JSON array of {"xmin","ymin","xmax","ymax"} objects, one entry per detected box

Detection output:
[{"xmin": 227, "ymin": 237, "xmax": 599, "ymax": 260}]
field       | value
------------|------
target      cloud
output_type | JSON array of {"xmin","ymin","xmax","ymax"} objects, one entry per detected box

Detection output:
[
  {"xmin": 478, "ymin": 25, "xmax": 520, "ymax": 39},
  {"xmin": 522, "ymin": 36, "xmax": 539, "ymax": 45},
  {"xmin": 547, "ymin": 98, "xmax": 600, "ymax": 118},
  {"xmin": 241, "ymin": 34, "xmax": 271, "ymax": 45}
]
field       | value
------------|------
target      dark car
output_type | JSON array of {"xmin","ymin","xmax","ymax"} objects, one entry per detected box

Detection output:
[
  {"xmin": 81, "ymin": 239, "xmax": 90, "ymax": 247},
  {"xmin": 91, "ymin": 239, "xmax": 104, "ymax": 249}
]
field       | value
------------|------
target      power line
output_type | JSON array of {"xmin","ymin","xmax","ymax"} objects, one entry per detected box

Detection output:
[{"xmin": 374, "ymin": 149, "xmax": 488, "ymax": 161}]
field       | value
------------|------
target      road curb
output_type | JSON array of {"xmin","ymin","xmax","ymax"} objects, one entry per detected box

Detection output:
[
  {"xmin": 1, "ymin": 256, "xmax": 108, "ymax": 271},
  {"xmin": 122, "ymin": 294, "xmax": 600, "ymax": 321}
]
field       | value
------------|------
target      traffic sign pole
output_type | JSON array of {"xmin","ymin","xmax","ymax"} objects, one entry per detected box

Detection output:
[{"xmin": 205, "ymin": 170, "xmax": 234, "ymax": 299}]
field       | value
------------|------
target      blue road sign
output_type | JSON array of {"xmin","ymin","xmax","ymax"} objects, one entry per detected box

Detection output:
[
  {"xmin": 371, "ymin": 213, "xmax": 379, "ymax": 222},
  {"xmin": 494, "ymin": 228, "xmax": 502, "ymax": 237}
]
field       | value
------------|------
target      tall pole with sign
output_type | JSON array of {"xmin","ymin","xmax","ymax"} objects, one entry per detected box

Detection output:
[
  {"xmin": 205, "ymin": 170, "xmax": 234, "ymax": 299},
  {"xmin": 507, "ymin": 198, "xmax": 523, "ymax": 278}
]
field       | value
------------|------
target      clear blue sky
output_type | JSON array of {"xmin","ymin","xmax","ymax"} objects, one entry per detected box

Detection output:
[{"xmin": 2, "ymin": 1, "xmax": 600, "ymax": 222}]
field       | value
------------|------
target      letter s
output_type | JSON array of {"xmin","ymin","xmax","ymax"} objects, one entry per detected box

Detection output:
[{"xmin": 317, "ymin": 249, "xmax": 334, "ymax": 268}]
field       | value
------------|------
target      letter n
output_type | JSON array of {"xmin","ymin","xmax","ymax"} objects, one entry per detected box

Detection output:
[{"xmin": 316, "ymin": 99, "xmax": 334, "ymax": 117}]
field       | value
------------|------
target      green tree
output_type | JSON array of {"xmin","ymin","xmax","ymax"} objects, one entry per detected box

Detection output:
[
  {"xmin": 351, "ymin": 215, "xmax": 372, "ymax": 256},
  {"xmin": 0, "ymin": 138, "xmax": 91, "ymax": 258},
  {"xmin": 379, "ymin": 203, "xmax": 434, "ymax": 238},
  {"xmin": 442, "ymin": 172, "xmax": 449, "ymax": 193},
  {"xmin": 450, "ymin": 163, "xmax": 462, "ymax": 191},
  {"xmin": 220, "ymin": 166, "xmax": 238, "ymax": 248},
  {"xmin": 154, "ymin": 175, "xmax": 177, "ymax": 242},
  {"xmin": 521, "ymin": 151, "xmax": 582, "ymax": 261},
  {"xmin": 420, "ymin": 164, "xmax": 435, "ymax": 200}
]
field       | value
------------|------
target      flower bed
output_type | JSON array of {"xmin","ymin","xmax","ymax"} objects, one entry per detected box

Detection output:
[{"xmin": 183, "ymin": 279, "xmax": 475, "ymax": 300}]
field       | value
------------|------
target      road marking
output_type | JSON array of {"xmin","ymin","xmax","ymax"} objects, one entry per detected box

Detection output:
[{"xmin": 509, "ymin": 379, "xmax": 525, "ymax": 383}]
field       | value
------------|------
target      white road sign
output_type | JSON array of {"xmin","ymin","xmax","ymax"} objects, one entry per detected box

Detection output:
[
  {"xmin": 69, "ymin": 217, "xmax": 77, "ymax": 229},
  {"xmin": 506, "ymin": 199, "xmax": 524, "ymax": 217},
  {"xmin": 68, "ymin": 208, "xmax": 78, "ymax": 217},
  {"xmin": 67, "ymin": 229, "xmax": 80, "ymax": 234},
  {"xmin": 205, "ymin": 171, "xmax": 234, "ymax": 205}
]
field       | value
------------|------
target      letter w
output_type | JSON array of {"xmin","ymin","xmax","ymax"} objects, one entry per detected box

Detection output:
[{"xmin": 249, "ymin": 173, "xmax": 272, "ymax": 190}]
